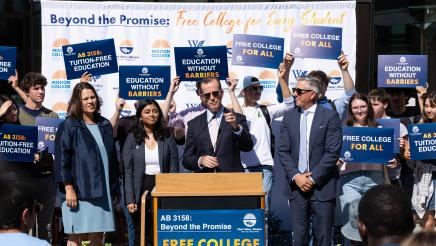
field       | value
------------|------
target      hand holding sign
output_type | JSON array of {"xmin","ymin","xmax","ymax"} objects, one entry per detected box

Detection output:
[
  {"xmin": 338, "ymin": 51, "xmax": 349, "ymax": 71},
  {"xmin": 80, "ymin": 71, "xmax": 92, "ymax": 83},
  {"xmin": 7, "ymin": 70, "xmax": 19, "ymax": 89},
  {"xmin": 169, "ymin": 76, "xmax": 181, "ymax": 95},
  {"xmin": 0, "ymin": 100, "xmax": 13, "ymax": 118},
  {"xmin": 226, "ymin": 78, "xmax": 238, "ymax": 92}
]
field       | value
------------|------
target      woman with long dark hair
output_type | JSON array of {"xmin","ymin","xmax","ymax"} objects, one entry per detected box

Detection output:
[
  {"xmin": 54, "ymin": 82, "xmax": 119, "ymax": 246},
  {"xmin": 122, "ymin": 99, "xmax": 179, "ymax": 244},
  {"xmin": 339, "ymin": 93, "xmax": 397, "ymax": 226},
  {"xmin": 412, "ymin": 91, "xmax": 436, "ymax": 230}
]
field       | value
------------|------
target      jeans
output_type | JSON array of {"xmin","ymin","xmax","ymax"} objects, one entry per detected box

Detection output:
[
  {"xmin": 339, "ymin": 171, "xmax": 384, "ymax": 225},
  {"xmin": 246, "ymin": 165, "xmax": 273, "ymax": 210}
]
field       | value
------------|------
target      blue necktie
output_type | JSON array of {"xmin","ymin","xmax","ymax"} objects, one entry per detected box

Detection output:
[{"xmin": 299, "ymin": 111, "xmax": 308, "ymax": 173}]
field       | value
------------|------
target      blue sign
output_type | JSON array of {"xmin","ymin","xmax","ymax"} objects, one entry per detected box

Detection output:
[
  {"xmin": 0, "ymin": 124, "xmax": 38, "ymax": 163},
  {"xmin": 408, "ymin": 123, "xmax": 436, "ymax": 160},
  {"xmin": 341, "ymin": 127, "xmax": 395, "ymax": 163},
  {"xmin": 232, "ymin": 34, "xmax": 284, "ymax": 69},
  {"xmin": 376, "ymin": 118, "xmax": 401, "ymax": 153},
  {"xmin": 378, "ymin": 55, "xmax": 427, "ymax": 88},
  {"xmin": 290, "ymin": 25, "xmax": 342, "ymax": 60},
  {"xmin": 0, "ymin": 46, "xmax": 16, "ymax": 80},
  {"xmin": 174, "ymin": 46, "xmax": 228, "ymax": 82},
  {"xmin": 35, "ymin": 117, "xmax": 63, "ymax": 154},
  {"xmin": 62, "ymin": 39, "xmax": 118, "ymax": 80},
  {"xmin": 157, "ymin": 209, "xmax": 264, "ymax": 246},
  {"xmin": 119, "ymin": 66, "xmax": 170, "ymax": 100}
]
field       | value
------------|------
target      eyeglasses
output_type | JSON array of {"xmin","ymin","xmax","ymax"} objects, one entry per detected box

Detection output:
[
  {"xmin": 200, "ymin": 91, "xmax": 221, "ymax": 100},
  {"xmin": 293, "ymin": 88, "xmax": 313, "ymax": 96},
  {"xmin": 246, "ymin": 85, "xmax": 264, "ymax": 92},
  {"xmin": 351, "ymin": 105, "xmax": 368, "ymax": 112}
]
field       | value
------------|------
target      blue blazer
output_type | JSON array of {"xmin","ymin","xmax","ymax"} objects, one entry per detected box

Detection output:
[
  {"xmin": 278, "ymin": 104, "xmax": 342, "ymax": 201},
  {"xmin": 182, "ymin": 108, "xmax": 253, "ymax": 172},
  {"xmin": 122, "ymin": 132, "xmax": 179, "ymax": 205},
  {"xmin": 54, "ymin": 116, "xmax": 119, "ymax": 199}
]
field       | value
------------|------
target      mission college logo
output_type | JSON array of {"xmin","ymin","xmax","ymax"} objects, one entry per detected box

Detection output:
[
  {"xmin": 258, "ymin": 70, "xmax": 276, "ymax": 90},
  {"xmin": 51, "ymin": 38, "xmax": 70, "ymax": 58},
  {"xmin": 151, "ymin": 39, "xmax": 170, "ymax": 60},
  {"xmin": 50, "ymin": 70, "xmax": 70, "ymax": 90},
  {"xmin": 243, "ymin": 213, "xmax": 257, "ymax": 227},
  {"xmin": 119, "ymin": 40, "xmax": 134, "ymax": 54},
  {"xmin": 51, "ymin": 102, "xmax": 68, "ymax": 119}
]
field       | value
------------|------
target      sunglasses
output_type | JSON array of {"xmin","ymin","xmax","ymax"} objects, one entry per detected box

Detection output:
[
  {"xmin": 246, "ymin": 85, "xmax": 264, "ymax": 92},
  {"xmin": 200, "ymin": 91, "xmax": 221, "ymax": 100},
  {"xmin": 293, "ymin": 88, "xmax": 313, "ymax": 96}
]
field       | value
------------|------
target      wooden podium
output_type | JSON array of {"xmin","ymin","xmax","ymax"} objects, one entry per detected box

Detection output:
[{"xmin": 141, "ymin": 172, "xmax": 265, "ymax": 246}]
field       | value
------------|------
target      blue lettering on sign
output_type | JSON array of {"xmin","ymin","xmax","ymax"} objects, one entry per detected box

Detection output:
[
  {"xmin": 292, "ymin": 70, "xmax": 308, "ymax": 79},
  {"xmin": 188, "ymin": 40, "xmax": 206, "ymax": 47}
]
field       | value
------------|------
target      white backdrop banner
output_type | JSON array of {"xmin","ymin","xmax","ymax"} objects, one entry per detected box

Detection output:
[{"xmin": 41, "ymin": 0, "xmax": 356, "ymax": 119}]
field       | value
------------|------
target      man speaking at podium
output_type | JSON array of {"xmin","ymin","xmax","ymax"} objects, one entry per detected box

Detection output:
[
  {"xmin": 182, "ymin": 77, "xmax": 253, "ymax": 172},
  {"xmin": 278, "ymin": 76, "xmax": 342, "ymax": 246}
]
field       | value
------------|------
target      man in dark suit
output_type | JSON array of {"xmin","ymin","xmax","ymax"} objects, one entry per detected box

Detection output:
[
  {"xmin": 182, "ymin": 77, "xmax": 253, "ymax": 172},
  {"xmin": 278, "ymin": 76, "xmax": 342, "ymax": 246}
]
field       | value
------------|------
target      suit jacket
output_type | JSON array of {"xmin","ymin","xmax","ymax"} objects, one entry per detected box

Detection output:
[
  {"xmin": 182, "ymin": 108, "xmax": 253, "ymax": 172},
  {"xmin": 122, "ymin": 132, "xmax": 179, "ymax": 205},
  {"xmin": 278, "ymin": 104, "xmax": 342, "ymax": 201},
  {"xmin": 54, "ymin": 116, "xmax": 119, "ymax": 199}
]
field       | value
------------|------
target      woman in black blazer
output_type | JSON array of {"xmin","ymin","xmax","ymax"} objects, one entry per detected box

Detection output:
[{"xmin": 122, "ymin": 99, "xmax": 179, "ymax": 243}]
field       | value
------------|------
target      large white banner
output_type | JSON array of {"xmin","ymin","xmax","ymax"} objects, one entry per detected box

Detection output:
[{"xmin": 41, "ymin": 0, "xmax": 356, "ymax": 119}]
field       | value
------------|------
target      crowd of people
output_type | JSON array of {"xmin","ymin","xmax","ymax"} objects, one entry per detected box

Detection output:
[{"xmin": 0, "ymin": 51, "xmax": 435, "ymax": 246}]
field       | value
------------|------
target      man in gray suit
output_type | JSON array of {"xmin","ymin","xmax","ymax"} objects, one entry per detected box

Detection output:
[{"xmin": 278, "ymin": 76, "xmax": 342, "ymax": 246}]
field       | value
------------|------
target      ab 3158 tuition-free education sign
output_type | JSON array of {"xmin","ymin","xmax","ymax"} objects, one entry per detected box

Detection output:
[
  {"xmin": 0, "ymin": 124, "xmax": 38, "ymax": 163},
  {"xmin": 62, "ymin": 39, "xmax": 118, "ymax": 80}
]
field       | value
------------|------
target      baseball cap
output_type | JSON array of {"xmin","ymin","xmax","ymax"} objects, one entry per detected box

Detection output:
[{"xmin": 238, "ymin": 76, "xmax": 261, "ymax": 97}]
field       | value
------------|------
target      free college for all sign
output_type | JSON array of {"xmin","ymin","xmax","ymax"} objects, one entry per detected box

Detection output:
[
  {"xmin": 290, "ymin": 25, "xmax": 342, "ymax": 60},
  {"xmin": 377, "ymin": 55, "xmax": 427, "ymax": 88},
  {"xmin": 341, "ymin": 127, "xmax": 395, "ymax": 163},
  {"xmin": 232, "ymin": 34, "xmax": 284, "ymax": 69},
  {"xmin": 158, "ymin": 209, "xmax": 264, "ymax": 246}
]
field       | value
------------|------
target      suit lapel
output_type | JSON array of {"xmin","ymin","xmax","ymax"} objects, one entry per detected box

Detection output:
[
  {"xmin": 309, "ymin": 105, "xmax": 322, "ymax": 155},
  {"xmin": 137, "ymin": 142, "xmax": 146, "ymax": 174},
  {"xmin": 294, "ymin": 109, "xmax": 301, "ymax": 155},
  {"xmin": 158, "ymin": 140, "xmax": 164, "ymax": 173}
]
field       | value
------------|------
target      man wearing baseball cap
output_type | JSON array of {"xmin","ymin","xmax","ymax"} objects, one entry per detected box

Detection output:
[{"xmin": 232, "ymin": 52, "xmax": 294, "ymax": 210}]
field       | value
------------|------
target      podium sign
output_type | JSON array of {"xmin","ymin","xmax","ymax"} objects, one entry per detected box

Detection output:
[{"xmin": 157, "ymin": 209, "xmax": 264, "ymax": 246}]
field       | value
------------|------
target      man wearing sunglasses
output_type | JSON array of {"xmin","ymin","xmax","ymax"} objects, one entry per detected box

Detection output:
[
  {"xmin": 0, "ymin": 177, "xmax": 49, "ymax": 245},
  {"xmin": 278, "ymin": 76, "xmax": 342, "ymax": 246},
  {"xmin": 232, "ymin": 53, "xmax": 294, "ymax": 210},
  {"xmin": 182, "ymin": 77, "xmax": 253, "ymax": 172}
]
